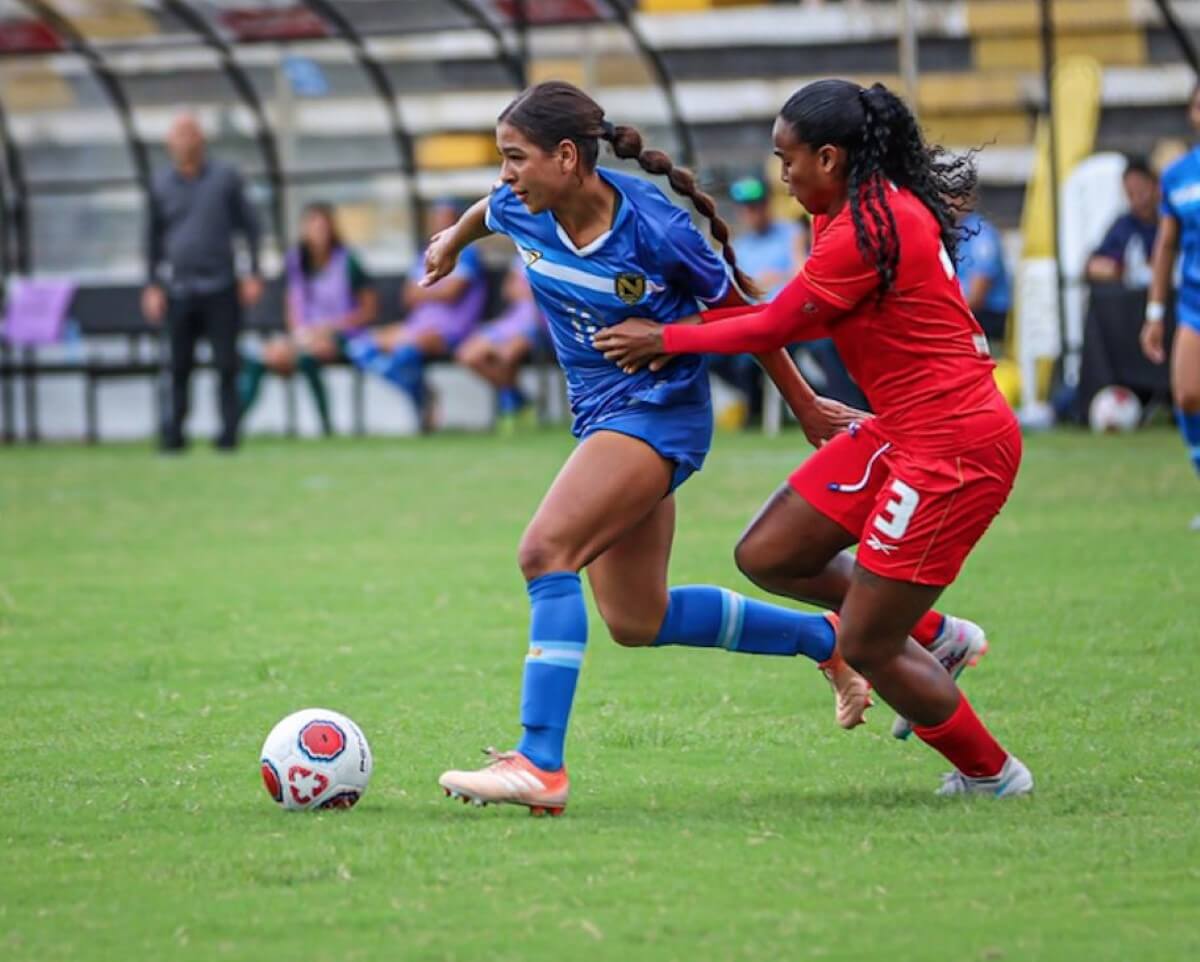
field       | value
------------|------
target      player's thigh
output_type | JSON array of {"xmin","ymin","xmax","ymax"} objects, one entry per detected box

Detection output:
[
  {"xmin": 1171, "ymin": 323, "xmax": 1200, "ymax": 410},
  {"xmin": 735, "ymin": 482, "xmax": 858, "ymax": 582},
  {"xmin": 737, "ymin": 423, "xmax": 888, "ymax": 579},
  {"xmin": 587, "ymin": 495, "xmax": 676, "ymax": 647},
  {"xmin": 519, "ymin": 430, "xmax": 673, "ymax": 580}
]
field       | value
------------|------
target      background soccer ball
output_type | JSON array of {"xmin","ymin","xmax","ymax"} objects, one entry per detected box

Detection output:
[
  {"xmin": 260, "ymin": 708, "xmax": 373, "ymax": 811},
  {"xmin": 1088, "ymin": 385, "xmax": 1142, "ymax": 434}
]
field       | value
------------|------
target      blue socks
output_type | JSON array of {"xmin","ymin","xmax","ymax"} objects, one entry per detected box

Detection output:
[
  {"xmin": 1176, "ymin": 408, "xmax": 1200, "ymax": 475},
  {"xmin": 346, "ymin": 337, "xmax": 425, "ymax": 407},
  {"xmin": 513, "ymin": 580, "xmax": 834, "ymax": 773},
  {"xmin": 653, "ymin": 585, "xmax": 835, "ymax": 662},
  {"xmin": 517, "ymin": 572, "xmax": 588, "ymax": 772},
  {"xmin": 499, "ymin": 386, "xmax": 527, "ymax": 415}
]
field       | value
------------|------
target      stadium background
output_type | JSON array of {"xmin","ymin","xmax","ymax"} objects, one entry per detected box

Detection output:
[{"xmin": 0, "ymin": 0, "xmax": 1195, "ymax": 438}]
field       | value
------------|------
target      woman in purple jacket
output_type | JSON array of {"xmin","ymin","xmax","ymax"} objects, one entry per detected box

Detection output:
[{"xmin": 240, "ymin": 202, "xmax": 377, "ymax": 435}]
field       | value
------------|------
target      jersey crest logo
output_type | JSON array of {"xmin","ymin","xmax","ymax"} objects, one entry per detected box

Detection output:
[{"xmin": 615, "ymin": 272, "xmax": 646, "ymax": 305}]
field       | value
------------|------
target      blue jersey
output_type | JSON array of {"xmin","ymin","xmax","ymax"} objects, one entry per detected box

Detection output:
[
  {"xmin": 485, "ymin": 168, "xmax": 731, "ymax": 439},
  {"xmin": 956, "ymin": 213, "xmax": 1011, "ymax": 315},
  {"xmin": 1162, "ymin": 146, "xmax": 1200, "ymax": 322}
]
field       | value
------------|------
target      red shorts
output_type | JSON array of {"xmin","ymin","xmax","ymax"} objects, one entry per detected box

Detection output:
[{"xmin": 789, "ymin": 417, "xmax": 1022, "ymax": 586}]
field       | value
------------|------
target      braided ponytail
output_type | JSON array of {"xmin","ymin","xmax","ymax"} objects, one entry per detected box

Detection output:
[
  {"xmin": 602, "ymin": 124, "xmax": 763, "ymax": 300},
  {"xmin": 500, "ymin": 81, "xmax": 762, "ymax": 300}
]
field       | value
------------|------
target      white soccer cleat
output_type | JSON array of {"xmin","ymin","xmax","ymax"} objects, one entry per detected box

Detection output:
[
  {"xmin": 936, "ymin": 755, "xmax": 1033, "ymax": 798},
  {"xmin": 892, "ymin": 615, "xmax": 989, "ymax": 740},
  {"xmin": 438, "ymin": 747, "xmax": 569, "ymax": 816}
]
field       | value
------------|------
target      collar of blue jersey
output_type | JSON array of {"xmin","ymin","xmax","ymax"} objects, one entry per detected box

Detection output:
[{"xmin": 548, "ymin": 167, "xmax": 630, "ymax": 258}]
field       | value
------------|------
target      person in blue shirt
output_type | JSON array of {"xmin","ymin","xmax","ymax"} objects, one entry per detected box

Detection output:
[
  {"xmin": 344, "ymin": 200, "xmax": 488, "ymax": 431},
  {"xmin": 1086, "ymin": 158, "xmax": 1159, "ymax": 289},
  {"xmin": 1143, "ymin": 85, "xmax": 1200, "ymax": 529},
  {"xmin": 429, "ymin": 82, "xmax": 862, "ymax": 815},
  {"xmin": 955, "ymin": 204, "xmax": 1011, "ymax": 342}
]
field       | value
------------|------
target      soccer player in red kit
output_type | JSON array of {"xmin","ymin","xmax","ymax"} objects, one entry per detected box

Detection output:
[{"xmin": 596, "ymin": 79, "xmax": 1032, "ymax": 796}]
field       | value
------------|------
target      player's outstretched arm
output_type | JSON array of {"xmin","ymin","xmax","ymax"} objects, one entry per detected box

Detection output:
[{"xmin": 419, "ymin": 197, "xmax": 492, "ymax": 288}]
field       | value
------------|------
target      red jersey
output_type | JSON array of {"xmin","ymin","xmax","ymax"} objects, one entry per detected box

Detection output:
[{"xmin": 663, "ymin": 187, "xmax": 1012, "ymax": 455}]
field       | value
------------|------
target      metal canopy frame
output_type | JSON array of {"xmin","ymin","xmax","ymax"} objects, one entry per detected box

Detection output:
[{"xmin": 0, "ymin": 0, "xmax": 696, "ymax": 272}]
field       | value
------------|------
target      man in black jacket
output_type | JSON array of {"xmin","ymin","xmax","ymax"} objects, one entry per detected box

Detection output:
[{"xmin": 143, "ymin": 113, "xmax": 263, "ymax": 451}]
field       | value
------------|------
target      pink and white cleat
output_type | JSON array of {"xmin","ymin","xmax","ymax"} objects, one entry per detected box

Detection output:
[
  {"xmin": 818, "ymin": 615, "xmax": 873, "ymax": 729},
  {"xmin": 438, "ymin": 748, "xmax": 569, "ymax": 816}
]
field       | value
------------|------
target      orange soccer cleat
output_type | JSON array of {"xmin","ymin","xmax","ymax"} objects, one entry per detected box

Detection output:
[
  {"xmin": 438, "ymin": 748, "xmax": 569, "ymax": 816},
  {"xmin": 818, "ymin": 614, "xmax": 873, "ymax": 729}
]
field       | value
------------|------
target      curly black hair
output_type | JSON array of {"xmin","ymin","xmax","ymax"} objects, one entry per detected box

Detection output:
[{"xmin": 778, "ymin": 79, "xmax": 977, "ymax": 294}]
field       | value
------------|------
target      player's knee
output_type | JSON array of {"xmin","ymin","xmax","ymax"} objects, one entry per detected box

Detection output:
[
  {"xmin": 734, "ymin": 533, "xmax": 823, "ymax": 586},
  {"xmin": 1175, "ymin": 386, "xmax": 1200, "ymax": 414},
  {"xmin": 602, "ymin": 614, "xmax": 656, "ymax": 648},
  {"xmin": 836, "ymin": 629, "xmax": 876, "ymax": 674},
  {"xmin": 516, "ymin": 531, "xmax": 573, "ymax": 581}
]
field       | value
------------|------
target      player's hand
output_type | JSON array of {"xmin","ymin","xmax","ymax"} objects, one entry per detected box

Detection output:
[
  {"xmin": 799, "ymin": 397, "xmax": 870, "ymax": 448},
  {"xmin": 1140, "ymin": 319, "xmax": 1166, "ymax": 364},
  {"xmin": 141, "ymin": 284, "xmax": 166, "ymax": 326},
  {"xmin": 594, "ymin": 318, "xmax": 666, "ymax": 373},
  {"xmin": 419, "ymin": 230, "xmax": 459, "ymax": 288}
]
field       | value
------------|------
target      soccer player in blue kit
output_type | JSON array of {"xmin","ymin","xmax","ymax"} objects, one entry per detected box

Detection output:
[
  {"xmin": 432, "ymin": 82, "xmax": 976, "ymax": 814},
  {"xmin": 1143, "ymin": 85, "xmax": 1200, "ymax": 529}
]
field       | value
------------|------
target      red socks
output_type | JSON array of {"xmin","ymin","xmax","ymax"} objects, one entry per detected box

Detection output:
[
  {"xmin": 911, "ymin": 610, "xmax": 946, "ymax": 647},
  {"xmin": 913, "ymin": 694, "xmax": 1007, "ymax": 777}
]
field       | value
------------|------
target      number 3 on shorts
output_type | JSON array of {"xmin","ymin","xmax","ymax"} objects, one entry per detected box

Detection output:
[{"xmin": 873, "ymin": 479, "xmax": 920, "ymax": 539}]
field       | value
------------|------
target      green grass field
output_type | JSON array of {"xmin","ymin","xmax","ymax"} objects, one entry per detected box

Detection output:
[{"xmin": 2, "ymin": 428, "xmax": 1198, "ymax": 962}]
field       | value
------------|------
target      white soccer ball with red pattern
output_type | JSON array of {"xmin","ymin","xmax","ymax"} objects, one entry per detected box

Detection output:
[
  {"xmin": 260, "ymin": 708, "xmax": 373, "ymax": 811},
  {"xmin": 1088, "ymin": 385, "xmax": 1142, "ymax": 434}
]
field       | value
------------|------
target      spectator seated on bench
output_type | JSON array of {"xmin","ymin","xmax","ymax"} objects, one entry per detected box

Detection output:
[
  {"xmin": 343, "ymin": 200, "xmax": 487, "ymax": 432},
  {"xmin": 239, "ymin": 202, "xmax": 377, "ymax": 436},
  {"xmin": 1084, "ymin": 157, "xmax": 1160, "ymax": 291},
  {"xmin": 455, "ymin": 255, "xmax": 548, "ymax": 433}
]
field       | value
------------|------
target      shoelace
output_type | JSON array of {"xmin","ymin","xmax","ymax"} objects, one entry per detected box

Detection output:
[{"xmin": 482, "ymin": 746, "xmax": 520, "ymax": 769}]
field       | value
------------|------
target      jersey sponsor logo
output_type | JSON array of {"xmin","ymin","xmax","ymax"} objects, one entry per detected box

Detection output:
[
  {"xmin": 615, "ymin": 272, "xmax": 646, "ymax": 305},
  {"xmin": 972, "ymin": 333, "xmax": 990, "ymax": 356},
  {"xmin": 521, "ymin": 248, "xmax": 543, "ymax": 267}
]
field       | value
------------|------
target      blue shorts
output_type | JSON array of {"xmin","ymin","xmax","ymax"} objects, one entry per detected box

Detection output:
[
  {"xmin": 580, "ymin": 397, "xmax": 713, "ymax": 492},
  {"xmin": 1177, "ymin": 298, "xmax": 1200, "ymax": 334}
]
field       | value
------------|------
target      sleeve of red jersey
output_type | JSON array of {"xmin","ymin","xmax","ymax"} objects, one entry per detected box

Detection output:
[{"xmin": 661, "ymin": 213, "xmax": 879, "ymax": 356}]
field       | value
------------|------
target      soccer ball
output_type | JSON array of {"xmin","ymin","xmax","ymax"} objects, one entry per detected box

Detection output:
[
  {"xmin": 260, "ymin": 708, "xmax": 373, "ymax": 811},
  {"xmin": 1088, "ymin": 385, "xmax": 1142, "ymax": 434}
]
